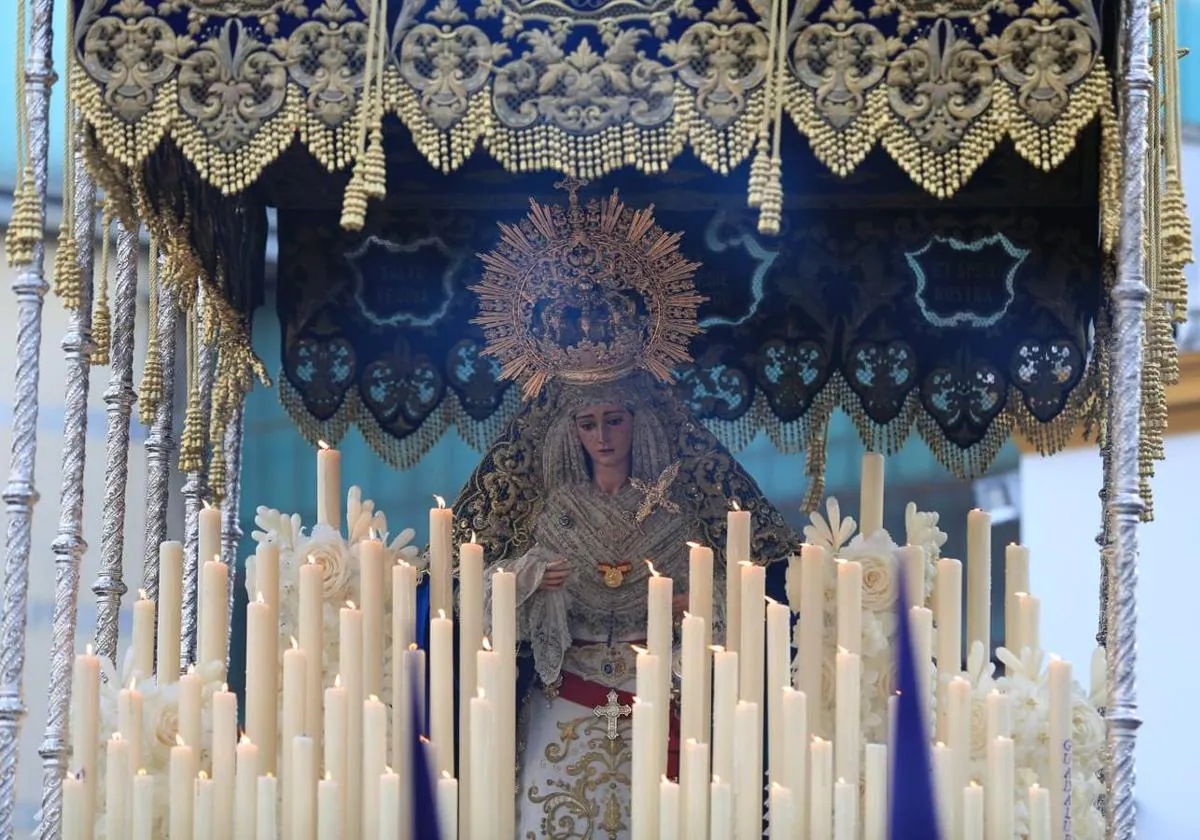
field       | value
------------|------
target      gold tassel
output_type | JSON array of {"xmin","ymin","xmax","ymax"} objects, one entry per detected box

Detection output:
[
  {"xmin": 178, "ymin": 314, "xmax": 206, "ymax": 474},
  {"xmin": 209, "ymin": 439, "xmax": 226, "ymax": 503},
  {"xmin": 341, "ymin": 0, "xmax": 386, "ymax": 228},
  {"xmin": 755, "ymin": 0, "xmax": 787, "ymax": 235},
  {"xmin": 91, "ymin": 209, "xmax": 113, "ymax": 365},
  {"xmin": 138, "ymin": 242, "xmax": 163, "ymax": 427},
  {"xmin": 53, "ymin": 229, "xmax": 82, "ymax": 310},
  {"xmin": 5, "ymin": 171, "xmax": 42, "ymax": 266}
]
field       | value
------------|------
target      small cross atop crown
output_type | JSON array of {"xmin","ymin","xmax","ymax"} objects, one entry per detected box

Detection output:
[{"xmin": 554, "ymin": 175, "xmax": 590, "ymax": 217}]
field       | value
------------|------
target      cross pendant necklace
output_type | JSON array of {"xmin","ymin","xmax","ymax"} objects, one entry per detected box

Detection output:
[{"xmin": 592, "ymin": 689, "xmax": 632, "ymax": 741}]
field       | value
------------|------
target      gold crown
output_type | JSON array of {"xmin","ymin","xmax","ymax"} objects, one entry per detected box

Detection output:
[{"xmin": 473, "ymin": 179, "xmax": 706, "ymax": 399}]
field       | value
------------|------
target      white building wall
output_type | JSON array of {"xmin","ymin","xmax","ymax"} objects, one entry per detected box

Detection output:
[{"xmin": 1020, "ymin": 432, "xmax": 1200, "ymax": 839}]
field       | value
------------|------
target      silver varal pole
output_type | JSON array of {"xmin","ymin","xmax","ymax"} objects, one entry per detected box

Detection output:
[
  {"xmin": 36, "ymin": 136, "xmax": 96, "ymax": 840},
  {"xmin": 1106, "ymin": 0, "xmax": 1152, "ymax": 834},
  {"xmin": 0, "ymin": 0, "xmax": 56, "ymax": 832},
  {"xmin": 91, "ymin": 222, "xmax": 139, "ymax": 661},
  {"xmin": 222, "ymin": 401, "xmax": 246, "ymax": 668},
  {"xmin": 143, "ymin": 270, "xmax": 179, "ymax": 665},
  {"xmin": 182, "ymin": 289, "xmax": 214, "ymax": 668}
]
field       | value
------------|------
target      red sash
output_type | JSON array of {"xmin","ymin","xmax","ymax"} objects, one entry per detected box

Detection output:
[{"xmin": 556, "ymin": 669, "xmax": 681, "ymax": 779}]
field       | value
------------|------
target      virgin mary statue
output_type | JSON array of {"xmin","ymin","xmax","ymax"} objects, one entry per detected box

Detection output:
[{"xmin": 451, "ymin": 182, "xmax": 799, "ymax": 839}]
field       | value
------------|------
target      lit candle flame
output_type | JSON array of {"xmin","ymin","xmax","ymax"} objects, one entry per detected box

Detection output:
[
  {"xmin": 85, "ymin": 643, "xmax": 94, "ymax": 657},
  {"xmin": 470, "ymin": 530, "xmax": 477, "ymax": 544},
  {"xmin": 441, "ymin": 771, "xmax": 452, "ymax": 780},
  {"xmin": 138, "ymin": 588, "xmax": 149, "ymax": 600},
  {"xmin": 936, "ymin": 741, "xmax": 946, "ymax": 748},
  {"xmin": 222, "ymin": 683, "xmax": 229, "ymax": 693},
  {"xmin": 176, "ymin": 734, "xmax": 186, "ymax": 747},
  {"xmin": 385, "ymin": 766, "xmax": 395, "ymax": 775},
  {"xmin": 127, "ymin": 677, "xmax": 137, "ymax": 691},
  {"xmin": 1014, "ymin": 591, "xmax": 1029, "ymax": 599},
  {"xmin": 408, "ymin": 643, "xmax": 418, "ymax": 651},
  {"xmin": 307, "ymin": 555, "xmax": 317, "ymax": 566},
  {"xmin": 438, "ymin": 609, "xmax": 446, "ymax": 620},
  {"xmin": 346, "ymin": 600, "xmax": 357, "ymax": 610},
  {"xmin": 683, "ymin": 611, "xmax": 692, "ymax": 619},
  {"xmin": 419, "ymin": 736, "xmax": 431, "ymax": 745},
  {"xmin": 838, "ymin": 777, "xmax": 846, "ymax": 785},
  {"xmin": 112, "ymin": 732, "xmax": 123, "ymax": 743},
  {"xmin": 187, "ymin": 663, "xmax": 196, "ymax": 675},
  {"xmin": 765, "ymin": 595, "xmax": 777, "ymax": 606},
  {"xmin": 837, "ymin": 646, "xmax": 848, "ymax": 655},
  {"xmin": 199, "ymin": 770, "xmax": 209, "ymax": 781},
  {"xmin": 730, "ymin": 499, "xmax": 741, "ymax": 512},
  {"xmin": 433, "ymin": 494, "xmax": 446, "ymax": 510},
  {"xmin": 482, "ymin": 637, "xmax": 492, "ymax": 652},
  {"xmin": 318, "ymin": 440, "xmax": 331, "ymax": 451},
  {"xmin": 972, "ymin": 781, "xmax": 983, "ymax": 789},
  {"xmin": 255, "ymin": 591, "xmax": 265, "ymax": 604},
  {"xmin": 644, "ymin": 560, "xmax": 660, "ymax": 577},
  {"xmin": 290, "ymin": 636, "xmax": 299, "ymax": 650},
  {"xmin": 369, "ymin": 527, "xmax": 379, "ymax": 541},
  {"xmin": 738, "ymin": 560, "xmax": 752, "ymax": 567},
  {"xmin": 812, "ymin": 735, "xmax": 825, "ymax": 744},
  {"xmin": 713, "ymin": 774, "xmax": 721, "ymax": 784},
  {"xmin": 203, "ymin": 500, "xmax": 213, "ymax": 510},
  {"xmin": 137, "ymin": 768, "xmax": 147, "ymax": 777},
  {"xmin": 369, "ymin": 694, "xmax": 379, "ymax": 703},
  {"xmin": 686, "ymin": 541, "xmax": 701, "ymax": 549},
  {"xmin": 325, "ymin": 771, "xmax": 332, "ymax": 781},
  {"xmin": 630, "ymin": 644, "xmax": 648, "ymax": 655},
  {"xmin": 709, "ymin": 645, "xmax": 724, "ymax": 653},
  {"xmin": 334, "ymin": 674, "xmax": 342, "ymax": 688},
  {"xmin": 632, "ymin": 695, "xmax": 640, "ymax": 703},
  {"xmin": 477, "ymin": 688, "xmax": 486, "ymax": 700}
]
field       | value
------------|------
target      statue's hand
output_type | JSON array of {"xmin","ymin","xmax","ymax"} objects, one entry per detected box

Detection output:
[{"xmin": 539, "ymin": 558, "xmax": 571, "ymax": 591}]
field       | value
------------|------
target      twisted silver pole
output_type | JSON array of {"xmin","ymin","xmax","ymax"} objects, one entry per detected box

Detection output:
[
  {"xmin": 181, "ymin": 289, "xmax": 214, "ymax": 668},
  {"xmin": 36, "ymin": 138, "xmax": 96, "ymax": 840},
  {"xmin": 221, "ymin": 401, "xmax": 246, "ymax": 668},
  {"xmin": 1105, "ymin": 0, "xmax": 1152, "ymax": 833},
  {"xmin": 91, "ymin": 223, "xmax": 139, "ymax": 661},
  {"xmin": 0, "ymin": 0, "xmax": 56, "ymax": 832}
]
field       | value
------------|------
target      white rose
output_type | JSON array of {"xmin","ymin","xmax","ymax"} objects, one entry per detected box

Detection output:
[{"xmin": 303, "ymin": 525, "xmax": 356, "ymax": 604}]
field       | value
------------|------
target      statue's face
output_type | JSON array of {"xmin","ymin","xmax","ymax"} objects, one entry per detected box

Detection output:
[{"xmin": 573, "ymin": 403, "xmax": 634, "ymax": 471}]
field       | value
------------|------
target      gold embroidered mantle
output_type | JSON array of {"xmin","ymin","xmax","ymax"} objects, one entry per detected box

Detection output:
[{"xmin": 72, "ymin": 0, "xmax": 1117, "ymax": 221}]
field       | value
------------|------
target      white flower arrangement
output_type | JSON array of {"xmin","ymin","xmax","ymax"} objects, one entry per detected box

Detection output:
[
  {"xmin": 790, "ymin": 496, "xmax": 1105, "ymax": 839},
  {"xmin": 248, "ymin": 486, "xmax": 422, "ymax": 711}
]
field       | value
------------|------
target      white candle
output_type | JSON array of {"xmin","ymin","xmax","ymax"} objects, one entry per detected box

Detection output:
[
  {"xmin": 256, "ymin": 774, "xmax": 278, "ymax": 840},
  {"xmin": 963, "ymin": 782, "xmax": 984, "ymax": 840},
  {"xmin": 725, "ymin": 505, "xmax": 751, "ymax": 652},
  {"xmin": 646, "ymin": 562, "xmax": 673, "ymax": 781},
  {"xmin": 105, "ymin": 734, "xmax": 129, "ymax": 840},
  {"xmin": 864, "ymin": 743, "xmax": 887, "ymax": 840},
  {"xmin": 810, "ymin": 737, "xmax": 833, "ymax": 840},
  {"xmin": 1030, "ymin": 783, "xmax": 1052, "ymax": 840},
  {"xmin": 470, "ymin": 687, "xmax": 497, "ymax": 840},
  {"xmin": 766, "ymin": 597, "xmax": 791, "ymax": 787},
  {"xmin": 199, "ymin": 557, "xmax": 230, "ymax": 670},
  {"xmin": 323, "ymin": 677, "xmax": 347, "ymax": 839},
  {"xmin": 194, "ymin": 771, "xmax": 214, "ymax": 840},
  {"xmin": 170, "ymin": 735, "xmax": 198, "ymax": 840},
  {"xmin": 298, "ymin": 556, "xmax": 324, "ymax": 766},
  {"xmin": 457, "ymin": 537, "xmax": 484, "ymax": 838},
  {"xmin": 245, "ymin": 592, "xmax": 278, "ymax": 774},
  {"xmin": 199, "ymin": 501, "xmax": 222, "ymax": 590},
  {"xmin": 340, "ymin": 603, "xmax": 364, "ymax": 840},
  {"xmin": 132, "ymin": 769, "xmax": 154, "ymax": 840},
  {"xmin": 318, "ymin": 775, "xmax": 340, "ymax": 840},
  {"xmin": 932, "ymin": 743, "xmax": 954, "ymax": 839},
  {"xmin": 429, "ymin": 496, "xmax": 453, "ymax": 617},
  {"xmin": 1048, "ymin": 657, "xmax": 1072, "ymax": 840},
  {"xmin": 281, "ymin": 639, "xmax": 308, "ymax": 838},
  {"xmin": 887, "ymin": 693, "xmax": 899, "ymax": 761},
  {"xmin": 1015, "ymin": 592, "xmax": 1041, "ymax": 656},
  {"xmin": 1004, "ymin": 543, "xmax": 1030, "ymax": 652},
  {"xmin": 379, "ymin": 767, "xmax": 400, "ymax": 840},
  {"xmin": 680, "ymin": 613, "xmax": 706, "ymax": 745},
  {"xmin": 684, "ymin": 739, "xmax": 710, "ymax": 840},
  {"xmin": 316, "ymin": 441, "xmax": 341, "ymax": 530},
  {"xmin": 947, "ymin": 676, "xmax": 971, "ymax": 836},
  {"xmin": 910, "ymin": 606, "xmax": 934, "ymax": 723},
  {"xmin": 212, "ymin": 685, "xmax": 238, "ymax": 839},
  {"xmin": 965, "ymin": 509, "xmax": 992, "ymax": 658},
  {"xmin": 935, "ymin": 557, "xmax": 963, "ymax": 741},
  {"xmin": 119, "ymin": 678, "xmax": 144, "ymax": 781},
  {"xmin": 711, "ymin": 647, "xmax": 738, "ymax": 784},
  {"xmin": 179, "ymin": 664, "xmax": 203, "ymax": 766},
  {"xmin": 430, "ymin": 609, "xmax": 455, "ymax": 777},
  {"xmin": 364, "ymin": 695, "xmax": 388, "ymax": 840},
  {"xmin": 859, "ymin": 452, "xmax": 885, "ymax": 537},
  {"xmin": 899, "ymin": 545, "xmax": 925, "ymax": 609},
  {"xmin": 631, "ymin": 698, "xmax": 656, "ymax": 840},
  {"xmin": 157, "ymin": 541, "xmax": 184, "ymax": 683},
  {"xmin": 738, "ymin": 562, "xmax": 766, "ymax": 723},
  {"xmin": 770, "ymin": 783, "xmax": 795, "ymax": 840},
  {"xmin": 734, "ymin": 701, "xmax": 762, "ymax": 840},
  {"xmin": 798, "ymin": 544, "xmax": 825, "ymax": 738},
  {"xmin": 393, "ymin": 561, "xmax": 417, "ymax": 769},
  {"xmin": 834, "ymin": 777, "xmax": 857, "ymax": 840},
  {"xmin": 834, "ymin": 648, "xmax": 861, "ymax": 792},
  {"xmin": 72, "ymin": 645, "xmax": 100, "ymax": 837},
  {"xmin": 659, "ymin": 777, "xmax": 680, "ymax": 840},
  {"xmin": 688, "ymin": 541, "xmax": 715, "ymax": 736},
  {"xmin": 63, "ymin": 772, "xmax": 83, "ymax": 840},
  {"xmin": 400, "ymin": 647, "xmax": 426, "ymax": 831},
  {"xmin": 836, "ymin": 559, "xmax": 863, "ymax": 654},
  {"xmin": 360, "ymin": 534, "xmax": 387, "ymax": 699},
  {"xmin": 293, "ymin": 736, "xmax": 316, "ymax": 840},
  {"xmin": 634, "ymin": 645, "xmax": 667, "ymax": 793},
  {"xmin": 710, "ymin": 776, "xmax": 732, "ymax": 840},
  {"xmin": 781, "ymin": 688, "xmax": 808, "ymax": 832},
  {"xmin": 490, "ymin": 567, "xmax": 517, "ymax": 836},
  {"xmin": 1091, "ymin": 646, "xmax": 1107, "ymax": 704},
  {"xmin": 254, "ymin": 541, "xmax": 281, "ymax": 614},
  {"xmin": 132, "ymin": 589, "xmax": 156, "ymax": 679},
  {"xmin": 437, "ymin": 772, "xmax": 458, "ymax": 840},
  {"xmin": 234, "ymin": 737, "xmax": 259, "ymax": 840},
  {"xmin": 986, "ymin": 690, "xmax": 1012, "ymax": 742},
  {"xmin": 987, "ymin": 736, "xmax": 1015, "ymax": 840}
]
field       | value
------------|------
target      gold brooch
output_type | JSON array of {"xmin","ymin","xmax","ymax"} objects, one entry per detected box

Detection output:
[{"xmin": 598, "ymin": 562, "xmax": 633, "ymax": 588}]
